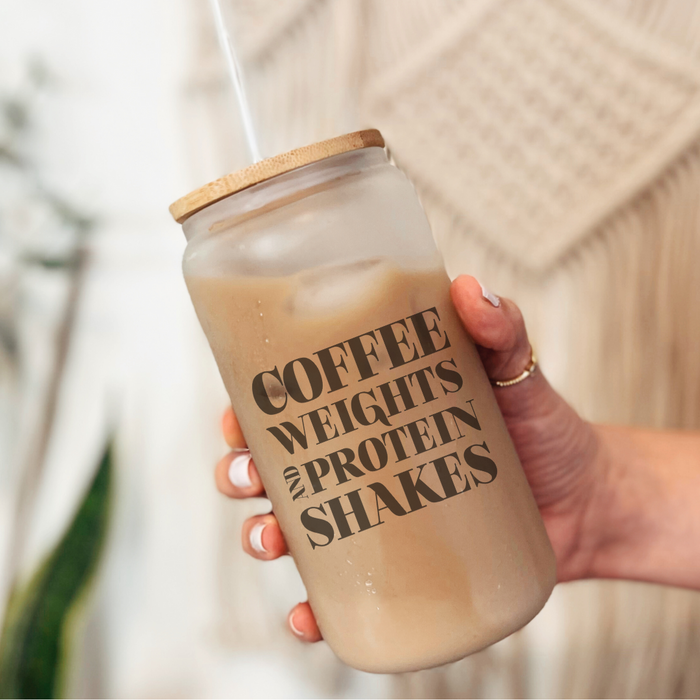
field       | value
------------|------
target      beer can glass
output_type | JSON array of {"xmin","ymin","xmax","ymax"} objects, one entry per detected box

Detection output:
[{"xmin": 170, "ymin": 130, "xmax": 556, "ymax": 673}]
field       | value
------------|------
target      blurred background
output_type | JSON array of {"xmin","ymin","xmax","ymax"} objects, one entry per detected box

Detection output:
[{"xmin": 2, "ymin": 0, "xmax": 700, "ymax": 697}]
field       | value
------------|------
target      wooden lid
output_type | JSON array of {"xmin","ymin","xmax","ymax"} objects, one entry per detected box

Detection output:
[{"xmin": 169, "ymin": 129, "xmax": 385, "ymax": 223}]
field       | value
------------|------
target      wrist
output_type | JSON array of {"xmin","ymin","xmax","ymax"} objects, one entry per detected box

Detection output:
[
  {"xmin": 574, "ymin": 424, "xmax": 623, "ymax": 580},
  {"xmin": 583, "ymin": 426, "xmax": 700, "ymax": 589},
  {"xmin": 549, "ymin": 421, "xmax": 615, "ymax": 582},
  {"xmin": 579, "ymin": 425, "xmax": 670, "ymax": 584}
]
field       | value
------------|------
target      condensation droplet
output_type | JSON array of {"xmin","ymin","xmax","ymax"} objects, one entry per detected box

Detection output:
[
  {"xmin": 371, "ymin": 589, "xmax": 376, "ymax": 594},
  {"xmin": 365, "ymin": 580, "xmax": 372, "ymax": 587},
  {"xmin": 346, "ymin": 559, "xmax": 352, "ymax": 565}
]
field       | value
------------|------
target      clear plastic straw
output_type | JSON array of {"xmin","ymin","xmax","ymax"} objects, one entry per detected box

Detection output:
[{"xmin": 209, "ymin": 0, "xmax": 262, "ymax": 163}]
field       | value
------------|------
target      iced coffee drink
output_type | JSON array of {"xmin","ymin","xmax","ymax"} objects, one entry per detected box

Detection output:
[{"xmin": 172, "ymin": 131, "xmax": 556, "ymax": 673}]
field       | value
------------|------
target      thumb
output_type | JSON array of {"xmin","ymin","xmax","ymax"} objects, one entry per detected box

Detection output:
[
  {"xmin": 450, "ymin": 275, "xmax": 532, "ymax": 380},
  {"xmin": 450, "ymin": 275, "xmax": 555, "ymax": 420}
]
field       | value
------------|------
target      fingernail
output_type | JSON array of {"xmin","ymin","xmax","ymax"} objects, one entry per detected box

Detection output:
[
  {"xmin": 228, "ymin": 452, "xmax": 252, "ymax": 488},
  {"xmin": 289, "ymin": 611, "xmax": 304, "ymax": 637},
  {"xmin": 477, "ymin": 279, "xmax": 501, "ymax": 307},
  {"xmin": 250, "ymin": 522, "xmax": 268, "ymax": 554}
]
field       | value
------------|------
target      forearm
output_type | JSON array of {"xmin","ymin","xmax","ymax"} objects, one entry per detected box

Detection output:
[{"xmin": 587, "ymin": 424, "xmax": 700, "ymax": 589}]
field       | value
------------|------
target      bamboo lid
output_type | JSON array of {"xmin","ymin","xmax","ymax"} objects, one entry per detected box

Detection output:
[{"xmin": 169, "ymin": 129, "xmax": 385, "ymax": 224}]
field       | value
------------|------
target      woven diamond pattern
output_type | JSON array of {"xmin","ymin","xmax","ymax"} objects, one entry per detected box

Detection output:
[{"xmin": 365, "ymin": 0, "xmax": 700, "ymax": 270}]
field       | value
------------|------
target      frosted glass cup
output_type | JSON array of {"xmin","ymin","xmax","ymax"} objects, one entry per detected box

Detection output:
[{"xmin": 170, "ymin": 130, "xmax": 556, "ymax": 674}]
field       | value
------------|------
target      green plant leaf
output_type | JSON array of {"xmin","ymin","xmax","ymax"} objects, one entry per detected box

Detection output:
[{"xmin": 0, "ymin": 444, "xmax": 113, "ymax": 699}]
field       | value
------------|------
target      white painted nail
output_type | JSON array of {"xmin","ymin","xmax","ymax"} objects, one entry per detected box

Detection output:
[
  {"xmin": 289, "ymin": 611, "xmax": 304, "ymax": 637},
  {"xmin": 477, "ymin": 280, "xmax": 501, "ymax": 307},
  {"xmin": 249, "ymin": 522, "xmax": 268, "ymax": 554},
  {"xmin": 228, "ymin": 452, "xmax": 252, "ymax": 489}
]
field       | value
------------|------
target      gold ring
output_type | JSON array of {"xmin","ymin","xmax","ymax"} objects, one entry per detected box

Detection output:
[{"xmin": 490, "ymin": 348, "xmax": 538, "ymax": 388}]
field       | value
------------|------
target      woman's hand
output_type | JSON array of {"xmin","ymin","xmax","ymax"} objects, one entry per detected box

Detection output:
[{"xmin": 214, "ymin": 275, "xmax": 610, "ymax": 641}]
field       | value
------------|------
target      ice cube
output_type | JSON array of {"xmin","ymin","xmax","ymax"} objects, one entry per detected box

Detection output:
[{"xmin": 289, "ymin": 259, "xmax": 390, "ymax": 317}]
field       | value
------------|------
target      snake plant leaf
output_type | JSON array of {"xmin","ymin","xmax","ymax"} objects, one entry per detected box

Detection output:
[{"xmin": 0, "ymin": 443, "xmax": 112, "ymax": 699}]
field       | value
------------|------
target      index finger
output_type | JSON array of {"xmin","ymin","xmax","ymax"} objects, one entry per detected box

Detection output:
[{"xmin": 222, "ymin": 407, "xmax": 248, "ymax": 450}]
